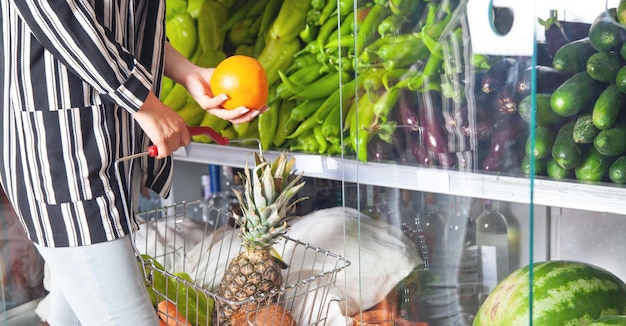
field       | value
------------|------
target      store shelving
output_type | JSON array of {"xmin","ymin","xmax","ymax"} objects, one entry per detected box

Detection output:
[{"xmin": 173, "ymin": 143, "xmax": 626, "ymax": 215}]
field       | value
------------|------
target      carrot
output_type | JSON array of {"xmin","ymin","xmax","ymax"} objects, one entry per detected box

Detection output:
[{"xmin": 157, "ymin": 300, "xmax": 192, "ymax": 326}]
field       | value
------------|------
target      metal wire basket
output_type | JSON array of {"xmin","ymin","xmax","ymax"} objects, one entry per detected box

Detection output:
[{"xmin": 133, "ymin": 200, "xmax": 350, "ymax": 326}]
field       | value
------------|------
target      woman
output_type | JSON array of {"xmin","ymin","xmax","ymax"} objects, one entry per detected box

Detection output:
[{"xmin": 0, "ymin": 1, "xmax": 261, "ymax": 325}]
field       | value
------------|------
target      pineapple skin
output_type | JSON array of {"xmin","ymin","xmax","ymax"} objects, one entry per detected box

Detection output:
[{"xmin": 217, "ymin": 248, "xmax": 283, "ymax": 325}]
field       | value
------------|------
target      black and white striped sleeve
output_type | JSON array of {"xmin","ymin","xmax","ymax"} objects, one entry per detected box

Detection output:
[{"xmin": 10, "ymin": 0, "xmax": 153, "ymax": 113}]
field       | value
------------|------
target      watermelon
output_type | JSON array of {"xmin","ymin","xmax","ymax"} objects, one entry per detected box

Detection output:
[
  {"xmin": 474, "ymin": 260, "xmax": 626, "ymax": 326},
  {"xmin": 589, "ymin": 316, "xmax": 626, "ymax": 325}
]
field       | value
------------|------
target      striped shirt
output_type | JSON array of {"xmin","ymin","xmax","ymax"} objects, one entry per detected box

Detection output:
[{"xmin": 0, "ymin": 0, "xmax": 173, "ymax": 247}]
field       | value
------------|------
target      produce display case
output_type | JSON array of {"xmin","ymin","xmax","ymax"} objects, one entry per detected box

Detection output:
[
  {"xmin": 162, "ymin": 0, "xmax": 626, "ymax": 324},
  {"xmin": 6, "ymin": 0, "xmax": 626, "ymax": 324}
]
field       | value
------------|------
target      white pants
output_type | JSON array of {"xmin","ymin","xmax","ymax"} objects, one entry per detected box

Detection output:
[{"xmin": 34, "ymin": 236, "xmax": 159, "ymax": 326}]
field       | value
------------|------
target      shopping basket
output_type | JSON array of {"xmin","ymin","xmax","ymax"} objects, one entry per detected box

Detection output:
[
  {"xmin": 115, "ymin": 127, "xmax": 350, "ymax": 325},
  {"xmin": 134, "ymin": 200, "xmax": 350, "ymax": 326}
]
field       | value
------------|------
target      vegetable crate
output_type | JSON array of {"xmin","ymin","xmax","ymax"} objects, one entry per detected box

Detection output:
[{"xmin": 133, "ymin": 200, "xmax": 350, "ymax": 326}]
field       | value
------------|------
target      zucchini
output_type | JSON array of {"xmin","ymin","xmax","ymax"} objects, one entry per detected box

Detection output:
[
  {"xmin": 552, "ymin": 38, "xmax": 598, "ymax": 73},
  {"xmin": 552, "ymin": 120, "xmax": 582, "ymax": 169},
  {"xmin": 573, "ymin": 113, "xmax": 600, "ymax": 144},
  {"xmin": 593, "ymin": 126, "xmax": 626, "ymax": 156},
  {"xmin": 592, "ymin": 84, "xmax": 626, "ymax": 130},
  {"xmin": 588, "ymin": 8, "xmax": 626, "ymax": 52},
  {"xmin": 518, "ymin": 93, "xmax": 562, "ymax": 126},
  {"xmin": 547, "ymin": 158, "xmax": 574, "ymax": 179},
  {"xmin": 550, "ymin": 71, "xmax": 606, "ymax": 117},
  {"xmin": 586, "ymin": 51, "xmax": 624, "ymax": 83},
  {"xmin": 525, "ymin": 125, "xmax": 556, "ymax": 159},
  {"xmin": 575, "ymin": 146, "xmax": 614, "ymax": 182},
  {"xmin": 609, "ymin": 156, "xmax": 626, "ymax": 183}
]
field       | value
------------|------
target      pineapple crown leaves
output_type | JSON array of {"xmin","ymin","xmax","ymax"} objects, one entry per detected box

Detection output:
[{"xmin": 233, "ymin": 152, "xmax": 307, "ymax": 249}]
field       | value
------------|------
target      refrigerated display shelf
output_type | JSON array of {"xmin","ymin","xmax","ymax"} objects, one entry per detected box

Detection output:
[{"xmin": 172, "ymin": 143, "xmax": 626, "ymax": 215}]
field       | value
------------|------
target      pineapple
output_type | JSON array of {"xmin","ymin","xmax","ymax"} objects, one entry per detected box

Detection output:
[{"xmin": 216, "ymin": 152, "xmax": 307, "ymax": 325}]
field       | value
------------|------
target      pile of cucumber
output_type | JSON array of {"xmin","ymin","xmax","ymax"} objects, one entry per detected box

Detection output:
[{"xmin": 523, "ymin": 6, "xmax": 626, "ymax": 184}]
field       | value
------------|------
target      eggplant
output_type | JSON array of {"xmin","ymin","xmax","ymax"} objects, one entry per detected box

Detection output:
[
  {"xmin": 481, "ymin": 58, "xmax": 518, "ymax": 94},
  {"xmin": 540, "ymin": 11, "xmax": 570, "ymax": 57},
  {"xmin": 368, "ymin": 135, "xmax": 398, "ymax": 162},
  {"xmin": 417, "ymin": 91, "xmax": 456, "ymax": 168},
  {"xmin": 535, "ymin": 43, "xmax": 554, "ymax": 67},
  {"xmin": 461, "ymin": 116, "xmax": 507, "ymax": 142},
  {"xmin": 411, "ymin": 131, "xmax": 436, "ymax": 166},
  {"xmin": 482, "ymin": 115, "xmax": 528, "ymax": 172},
  {"xmin": 560, "ymin": 20, "xmax": 591, "ymax": 42},
  {"xmin": 397, "ymin": 90, "xmax": 420, "ymax": 131},
  {"xmin": 515, "ymin": 65, "xmax": 573, "ymax": 97}
]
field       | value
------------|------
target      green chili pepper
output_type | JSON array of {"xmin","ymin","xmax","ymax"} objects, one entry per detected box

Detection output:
[
  {"xmin": 313, "ymin": 77, "xmax": 357, "ymax": 122},
  {"xmin": 373, "ymin": 87, "xmax": 401, "ymax": 122},
  {"xmin": 321, "ymin": 94, "xmax": 354, "ymax": 139},
  {"xmin": 286, "ymin": 53, "xmax": 318, "ymax": 74},
  {"xmin": 232, "ymin": 120, "xmax": 250, "ymax": 138},
  {"xmin": 291, "ymin": 71, "xmax": 352, "ymax": 100},
  {"xmin": 290, "ymin": 97, "xmax": 326, "ymax": 122},
  {"xmin": 300, "ymin": 24, "xmax": 319, "ymax": 43},
  {"xmin": 287, "ymin": 109, "xmax": 323, "ymax": 139},
  {"xmin": 318, "ymin": 0, "xmax": 337, "ymax": 25},
  {"xmin": 389, "ymin": 0, "xmax": 422, "ymax": 17},
  {"xmin": 219, "ymin": 0, "xmax": 256, "ymax": 32},
  {"xmin": 382, "ymin": 68, "xmax": 410, "ymax": 89},
  {"xmin": 238, "ymin": 116, "xmax": 259, "ymax": 140},
  {"xmin": 355, "ymin": 3, "xmax": 388, "ymax": 56},
  {"xmin": 246, "ymin": 0, "xmax": 269, "ymax": 18},
  {"xmin": 378, "ymin": 15, "xmax": 407, "ymax": 37},
  {"xmin": 311, "ymin": 0, "xmax": 326, "ymax": 11},
  {"xmin": 362, "ymin": 68, "xmax": 386, "ymax": 102},
  {"xmin": 258, "ymin": 0, "xmax": 283, "ymax": 38},
  {"xmin": 295, "ymin": 41, "xmax": 322, "ymax": 57},
  {"xmin": 289, "ymin": 129, "xmax": 320, "ymax": 153},
  {"xmin": 306, "ymin": 9, "xmax": 322, "ymax": 27},
  {"xmin": 324, "ymin": 35, "xmax": 355, "ymax": 49},
  {"xmin": 192, "ymin": 112, "xmax": 230, "ymax": 143},
  {"xmin": 338, "ymin": 0, "xmax": 354, "ymax": 17},
  {"xmin": 273, "ymin": 100, "xmax": 298, "ymax": 147},
  {"xmin": 343, "ymin": 94, "xmax": 359, "ymax": 131},
  {"xmin": 220, "ymin": 125, "xmax": 238, "ymax": 140},
  {"xmin": 228, "ymin": 18, "xmax": 255, "ymax": 46},
  {"xmin": 317, "ymin": 15, "xmax": 340, "ymax": 54},
  {"xmin": 166, "ymin": 13, "xmax": 197, "ymax": 58},
  {"xmin": 313, "ymin": 125, "xmax": 329, "ymax": 153},
  {"xmin": 339, "ymin": 11, "xmax": 355, "ymax": 36},
  {"xmin": 395, "ymin": 54, "xmax": 444, "ymax": 91},
  {"xmin": 259, "ymin": 86, "xmax": 279, "ymax": 151},
  {"xmin": 350, "ymin": 97, "xmax": 376, "ymax": 162},
  {"xmin": 276, "ymin": 63, "xmax": 324, "ymax": 99}
]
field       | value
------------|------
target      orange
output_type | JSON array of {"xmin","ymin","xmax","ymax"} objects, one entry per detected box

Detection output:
[{"xmin": 209, "ymin": 55, "xmax": 268, "ymax": 111}]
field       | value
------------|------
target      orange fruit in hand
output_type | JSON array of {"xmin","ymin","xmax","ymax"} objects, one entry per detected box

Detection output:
[{"xmin": 209, "ymin": 55, "xmax": 268, "ymax": 111}]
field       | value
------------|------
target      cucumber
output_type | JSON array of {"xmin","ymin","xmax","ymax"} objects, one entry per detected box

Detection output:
[
  {"xmin": 575, "ymin": 146, "xmax": 614, "ymax": 182},
  {"xmin": 593, "ymin": 84, "xmax": 626, "ymax": 130},
  {"xmin": 550, "ymin": 71, "xmax": 606, "ymax": 117},
  {"xmin": 547, "ymin": 158, "xmax": 574, "ymax": 179},
  {"xmin": 615, "ymin": 65, "xmax": 626, "ymax": 93},
  {"xmin": 518, "ymin": 93, "xmax": 562, "ymax": 126},
  {"xmin": 552, "ymin": 120, "xmax": 582, "ymax": 169},
  {"xmin": 552, "ymin": 38, "xmax": 598, "ymax": 73},
  {"xmin": 525, "ymin": 125, "xmax": 556, "ymax": 159},
  {"xmin": 521, "ymin": 155, "xmax": 548, "ymax": 176},
  {"xmin": 588, "ymin": 8, "xmax": 626, "ymax": 52},
  {"xmin": 586, "ymin": 51, "xmax": 625, "ymax": 83},
  {"xmin": 609, "ymin": 156, "xmax": 626, "ymax": 183},
  {"xmin": 573, "ymin": 113, "xmax": 600, "ymax": 144},
  {"xmin": 593, "ymin": 126, "xmax": 626, "ymax": 156}
]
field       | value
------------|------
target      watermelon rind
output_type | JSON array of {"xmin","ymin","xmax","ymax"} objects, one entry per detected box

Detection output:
[
  {"xmin": 588, "ymin": 315, "xmax": 626, "ymax": 325},
  {"xmin": 473, "ymin": 260, "xmax": 626, "ymax": 326}
]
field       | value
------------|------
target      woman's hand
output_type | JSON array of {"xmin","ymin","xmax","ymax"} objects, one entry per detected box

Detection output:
[
  {"xmin": 133, "ymin": 92, "xmax": 191, "ymax": 159},
  {"xmin": 183, "ymin": 67, "xmax": 267, "ymax": 125}
]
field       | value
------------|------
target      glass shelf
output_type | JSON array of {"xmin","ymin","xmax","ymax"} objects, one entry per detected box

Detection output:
[{"xmin": 172, "ymin": 143, "xmax": 626, "ymax": 215}]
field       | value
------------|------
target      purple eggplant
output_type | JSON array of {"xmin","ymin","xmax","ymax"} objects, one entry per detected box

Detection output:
[
  {"xmin": 540, "ymin": 11, "xmax": 570, "ymax": 57},
  {"xmin": 411, "ymin": 131, "xmax": 436, "ymax": 166},
  {"xmin": 516, "ymin": 65, "xmax": 573, "ymax": 97},
  {"xmin": 368, "ymin": 135, "xmax": 398, "ymax": 162},
  {"xmin": 560, "ymin": 20, "xmax": 591, "ymax": 42},
  {"xmin": 417, "ymin": 91, "xmax": 456, "ymax": 168},
  {"xmin": 482, "ymin": 115, "xmax": 528, "ymax": 172},
  {"xmin": 481, "ymin": 58, "xmax": 518, "ymax": 94},
  {"xmin": 397, "ymin": 90, "xmax": 420, "ymax": 131},
  {"xmin": 462, "ymin": 116, "xmax": 508, "ymax": 142}
]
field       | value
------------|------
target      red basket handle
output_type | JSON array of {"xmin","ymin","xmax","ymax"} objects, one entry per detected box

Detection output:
[{"xmin": 147, "ymin": 126, "xmax": 229, "ymax": 156}]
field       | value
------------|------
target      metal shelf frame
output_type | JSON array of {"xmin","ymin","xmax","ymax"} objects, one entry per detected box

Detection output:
[{"xmin": 173, "ymin": 143, "xmax": 626, "ymax": 215}]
